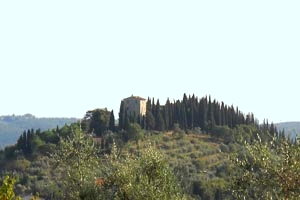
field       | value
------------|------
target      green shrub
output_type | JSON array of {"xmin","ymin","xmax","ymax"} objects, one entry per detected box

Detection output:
[{"xmin": 0, "ymin": 176, "xmax": 21, "ymax": 200}]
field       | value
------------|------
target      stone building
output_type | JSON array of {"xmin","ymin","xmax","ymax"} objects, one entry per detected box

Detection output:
[{"xmin": 122, "ymin": 95, "xmax": 147, "ymax": 117}]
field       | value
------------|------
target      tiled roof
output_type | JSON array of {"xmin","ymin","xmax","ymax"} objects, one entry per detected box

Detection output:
[{"xmin": 123, "ymin": 95, "xmax": 146, "ymax": 101}]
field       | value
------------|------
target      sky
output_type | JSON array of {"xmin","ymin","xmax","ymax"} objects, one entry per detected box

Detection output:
[{"xmin": 0, "ymin": 1, "xmax": 299, "ymax": 124}]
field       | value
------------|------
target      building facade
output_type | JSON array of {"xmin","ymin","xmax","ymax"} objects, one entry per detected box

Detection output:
[{"xmin": 122, "ymin": 95, "xmax": 146, "ymax": 117}]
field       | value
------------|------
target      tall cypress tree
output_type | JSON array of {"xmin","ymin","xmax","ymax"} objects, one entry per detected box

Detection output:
[
  {"xmin": 199, "ymin": 97, "xmax": 208, "ymax": 130},
  {"xmin": 220, "ymin": 102, "xmax": 226, "ymax": 126},
  {"xmin": 109, "ymin": 110, "xmax": 115, "ymax": 132},
  {"xmin": 163, "ymin": 100, "xmax": 170, "ymax": 130},
  {"xmin": 146, "ymin": 111, "xmax": 155, "ymax": 130},
  {"xmin": 145, "ymin": 97, "xmax": 155, "ymax": 130},
  {"xmin": 156, "ymin": 111, "xmax": 165, "ymax": 131},
  {"xmin": 155, "ymin": 99, "xmax": 160, "ymax": 119},
  {"xmin": 207, "ymin": 95, "xmax": 215, "ymax": 129},
  {"xmin": 181, "ymin": 104, "xmax": 188, "ymax": 130},
  {"xmin": 118, "ymin": 101, "xmax": 125, "ymax": 130}
]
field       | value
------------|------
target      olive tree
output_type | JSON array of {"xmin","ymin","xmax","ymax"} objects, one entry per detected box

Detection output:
[
  {"xmin": 102, "ymin": 142, "xmax": 187, "ymax": 200},
  {"xmin": 51, "ymin": 125, "xmax": 186, "ymax": 200},
  {"xmin": 51, "ymin": 126, "xmax": 101, "ymax": 199},
  {"xmin": 231, "ymin": 135, "xmax": 300, "ymax": 200}
]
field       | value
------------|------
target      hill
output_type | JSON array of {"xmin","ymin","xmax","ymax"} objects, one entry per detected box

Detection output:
[
  {"xmin": 0, "ymin": 122, "xmax": 259, "ymax": 199},
  {"xmin": 0, "ymin": 93, "xmax": 291, "ymax": 199},
  {"xmin": 0, "ymin": 113, "xmax": 78, "ymax": 149},
  {"xmin": 275, "ymin": 121, "xmax": 300, "ymax": 139}
]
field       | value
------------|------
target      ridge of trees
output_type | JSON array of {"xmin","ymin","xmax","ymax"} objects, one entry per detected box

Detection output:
[
  {"xmin": 1, "ymin": 93, "xmax": 284, "ymax": 163},
  {"xmin": 117, "ymin": 93, "xmax": 281, "ymax": 140}
]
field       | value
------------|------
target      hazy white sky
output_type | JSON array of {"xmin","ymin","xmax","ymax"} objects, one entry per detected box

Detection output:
[{"xmin": 0, "ymin": 1, "xmax": 299, "ymax": 123}]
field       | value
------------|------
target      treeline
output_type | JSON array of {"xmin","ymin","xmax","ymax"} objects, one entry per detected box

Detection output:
[
  {"xmin": 119, "ymin": 93, "xmax": 257, "ymax": 132},
  {"xmin": 2, "ymin": 124, "xmax": 81, "ymax": 160},
  {"xmin": 0, "ymin": 114, "xmax": 78, "ymax": 149}
]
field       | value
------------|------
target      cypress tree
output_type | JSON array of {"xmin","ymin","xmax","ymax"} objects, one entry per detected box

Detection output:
[
  {"xmin": 199, "ymin": 97, "xmax": 208, "ymax": 130},
  {"xmin": 155, "ymin": 99, "xmax": 161, "ymax": 119},
  {"xmin": 220, "ymin": 102, "xmax": 226, "ymax": 126},
  {"xmin": 191, "ymin": 95, "xmax": 199, "ymax": 128},
  {"xmin": 141, "ymin": 115, "xmax": 146, "ymax": 129},
  {"xmin": 207, "ymin": 95, "xmax": 215, "ymax": 129},
  {"xmin": 109, "ymin": 110, "xmax": 115, "ymax": 132},
  {"xmin": 270, "ymin": 122, "xmax": 276, "ymax": 137},
  {"xmin": 213, "ymin": 100, "xmax": 221, "ymax": 126},
  {"xmin": 151, "ymin": 98, "xmax": 156, "ymax": 116},
  {"xmin": 118, "ymin": 101, "xmax": 125, "ymax": 130},
  {"xmin": 145, "ymin": 97, "xmax": 155, "ymax": 130},
  {"xmin": 124, "ymin": 110, "xmax": 130, "ymax": 131},
  {"xmin": 26, "ymin": 129, "xmax": 33, "ymax": 155},
  {"xmin": 146, "ymin": 111, "xmax": 155, "ymax": 130},
  {"xmin": 163, "ymin": 101, "xmax": 170, "ymax": 130},
  {"xmin": 181, "ymin": 104, "xmax": 188, "ymax": 130},
  {"xmin": 156, "ymin": 111, "xmax": 165, "ymax": 131},
  {"xmin": 167, "ymin": 99, "xmax": 174, "ymax": 129}
]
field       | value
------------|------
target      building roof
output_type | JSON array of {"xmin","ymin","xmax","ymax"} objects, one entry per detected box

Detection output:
[{"xmin": 123, "ymin": 95, "xmax": 146, "ymax": 101}]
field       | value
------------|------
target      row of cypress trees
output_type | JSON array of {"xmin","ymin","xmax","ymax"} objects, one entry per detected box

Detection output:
[{"xmin": 119, "ymin": 93, "xmax": 257, "ymax": 132}]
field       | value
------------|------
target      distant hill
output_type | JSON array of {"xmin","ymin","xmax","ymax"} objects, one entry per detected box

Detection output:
[
  {"xmin": 0, "ymin": 114, "xmax": 78, "ymax": 149},
  {"xmin": 275, "ymin": 122, "xmax": 300, "ymax": 139}
]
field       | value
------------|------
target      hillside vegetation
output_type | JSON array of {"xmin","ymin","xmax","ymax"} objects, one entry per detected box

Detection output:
[
  {"xmin": 0, "ymin": 93, "xmax": 296, "ymax": 199},
  {"xmin": 0, "ymin": 114, "xmax": 78, "ymax": 149}
]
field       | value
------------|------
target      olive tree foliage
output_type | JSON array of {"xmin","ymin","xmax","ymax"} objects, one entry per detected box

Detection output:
[
  {"xmin": 127, "ymin": 123, "xmax": 144, "ymax": 142},
  {"xmin": 0, "ymin": 176, "xmax": 21, "ymax": 200},
  {"xmin": 50, "ymin": 126, "xmax": 186, "ymax": 200},
  {"xmin": 102, "ymin": 142, "xmax": 187, "ymax": 200},
  {"xmin": 231, "ymin": 135, "xmax": 300, "ymax": 200},
  {"xmin": 50, "ymin": 126, "xmax": 102, "ymax": 200}
]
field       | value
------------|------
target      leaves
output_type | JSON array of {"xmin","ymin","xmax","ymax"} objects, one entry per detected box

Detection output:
[
  {"xmin": 50, "ymin": 127, "xmax": 101, "ymax": 199},
  {"xmin": 103, "ymin": 142, "xmax": 186, "ymax": 200},
  {"xmin": 0, "ymin": 176, "xmax": 21, "ymax": 200},
  {"xmin": 231, "ymin": 136, "xmax": 300, "ymax": 199}
]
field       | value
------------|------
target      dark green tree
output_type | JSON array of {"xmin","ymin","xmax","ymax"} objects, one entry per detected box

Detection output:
[
  {"xmin": 127, "ymin": 123, "xmax": 144, "ymax": 142},
  {"xmin": 109, "ymin": 110, "xmax": 115, "ymax": 132},
  {"xmin": 87, "ymin": 108, "xmax": 110, "ymax": 137},
  {"xmin": 154, "ymin": 99, "xmax": 165, "ymax": 131},
  {"xmin": 145, "ymin": 98, "xmax": 155, "ymax": 130},
  {"xmin": 146, "ymin": 110, "xmax": 155, "ymax": 130}
]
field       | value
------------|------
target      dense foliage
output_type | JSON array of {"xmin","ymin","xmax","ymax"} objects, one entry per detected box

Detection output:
[
  {"xmin": 50, "ymin": 127, "xmax": 101, "ymax": 199},
  {"xmin": 0, "ymin": 176, "xmax": 20, "ymax": 200},
  {"xmin": 231, "ymin": 135, "xmax": 300, "ymax": 199},
  {"xmin": 50, "ymin": 127, "xmax": 186, "ymax": 200},
  {"xmin": 119, "ymin": 94, "xmax": 258, "ymax": 132},
  {"xmin": 102, "ymin": 142, "xmax": 186, "ymax": 200}
]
